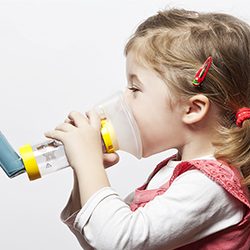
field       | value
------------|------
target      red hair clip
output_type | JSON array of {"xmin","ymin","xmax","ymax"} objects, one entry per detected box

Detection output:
[
  {"xmin": 236, "ymin": 107, "xmax": 250, "ymax": 127},
  {"xmin": 192, "ymin": 56, "xmax": 213, "ymax": 87}
]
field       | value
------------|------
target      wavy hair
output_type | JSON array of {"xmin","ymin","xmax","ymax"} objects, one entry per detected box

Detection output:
[{"xmin": 124, "ymin": 9, "xmax": 250, "ymax": 186}]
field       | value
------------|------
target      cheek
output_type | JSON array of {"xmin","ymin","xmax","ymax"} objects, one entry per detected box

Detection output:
[
  {"xmin": 135, "ymin": 103, "xmax": 180, "ymax": 156},
  {"xmin": 132, "ymin": 104, "xmax": 165, "ymax": 150},
  {"xmin": 124, "ymin": 94, "xmax": 173, "ymax": 155}
]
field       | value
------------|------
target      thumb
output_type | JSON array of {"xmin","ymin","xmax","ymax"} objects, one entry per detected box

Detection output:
[{"xmin": 103, "ymin": 153, "xmax": 120, "ymax": 168}]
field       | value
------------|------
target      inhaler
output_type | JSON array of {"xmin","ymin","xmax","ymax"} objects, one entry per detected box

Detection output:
[{"xmin": 0, "ymin": 92, "xmax": 142, "ymax": 181}]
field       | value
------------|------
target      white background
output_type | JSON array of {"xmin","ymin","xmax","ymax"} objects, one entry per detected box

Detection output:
[{"xmin": 0, "ymin": 0, "xmax": 249, "ymax": 249}]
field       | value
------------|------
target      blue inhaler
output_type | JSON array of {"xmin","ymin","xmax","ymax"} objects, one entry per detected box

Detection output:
[
  {"xmin": 0, "ymin": 131, "xmax": 25, "ymax": 178},
  {"xmin": 0, "ymin": 92, "xmax": 142, "ymax": 181}
]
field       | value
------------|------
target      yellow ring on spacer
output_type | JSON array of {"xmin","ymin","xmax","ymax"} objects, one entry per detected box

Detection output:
[
  {"xmin": 101, "ymin": 119, "xmax": 115, "ymax": 153},
  {"xmin": 19, "ymin": 144, "xmax": 41, "ymax": 181}
]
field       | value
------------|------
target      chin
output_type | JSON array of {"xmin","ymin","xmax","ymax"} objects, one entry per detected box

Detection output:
[
  {"xmin": 141, "ymin": 148, "xmax": 151, "ymax": 158},
  {"xmin": 142, "ymin": 149, "xmax": 159, "ymax": 158}
]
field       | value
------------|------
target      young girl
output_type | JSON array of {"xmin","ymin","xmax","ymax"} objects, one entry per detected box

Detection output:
[{"xmin": 45, "ymin": 8, "xmax": 250, "ymax": 250}]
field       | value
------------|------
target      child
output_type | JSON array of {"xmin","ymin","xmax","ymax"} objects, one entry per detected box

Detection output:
[{"xmin": 45, "ymin": 8, "xmax": 250, "ymax": 250}]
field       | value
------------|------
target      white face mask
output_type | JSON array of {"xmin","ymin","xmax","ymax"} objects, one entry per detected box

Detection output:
[{"xmin": 93, "ymin": 91, "xmax": 142, "ymax": 159}]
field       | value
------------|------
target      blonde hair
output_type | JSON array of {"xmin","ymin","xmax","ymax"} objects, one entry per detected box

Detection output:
[{"xmin": 125, "ymin": 9, "xmax": 250, "ymax": 186}]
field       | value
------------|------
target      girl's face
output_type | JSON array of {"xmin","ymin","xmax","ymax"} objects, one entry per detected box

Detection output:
[{"xmin": 125, "ymin": 52, "xmax": 185, "ymax": 157}]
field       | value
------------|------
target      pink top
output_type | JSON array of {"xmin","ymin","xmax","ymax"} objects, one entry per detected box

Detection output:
[{"xmin": 130, "ymin": 156, "xmax": 250, "ymax": 249}]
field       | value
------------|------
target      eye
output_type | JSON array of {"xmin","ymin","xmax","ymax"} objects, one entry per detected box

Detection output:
[{"xmin": 128, "ymin": 87, "xmax": 139, "ymax": 92}]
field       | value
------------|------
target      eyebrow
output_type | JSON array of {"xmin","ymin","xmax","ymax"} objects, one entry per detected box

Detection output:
[{"xmin": 128, "ymin": 74, "xmax": 143, "ymax": 87}]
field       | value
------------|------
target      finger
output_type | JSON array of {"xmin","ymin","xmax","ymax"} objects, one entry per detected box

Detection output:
[
  {"xmin": 68, "ymin": 111, "xmax": 88, "ymax": 127},
  {"xmin": 55, "ymin": 123, "xmax": 75, "ymax": 132},
  {"xmin": 64, "ymin": 118, "xmax": 73, "ymax": 124},
  {"xmin": 103, "ymin": 153, "xmax": 120, "ymax": 168},
  {"xmin": 86, "ymin": 110, "xmax": 101, "ymax": 130},
  {"xmin": 44, "ymin": 130, "xmax": 65, "ymax": 142}
]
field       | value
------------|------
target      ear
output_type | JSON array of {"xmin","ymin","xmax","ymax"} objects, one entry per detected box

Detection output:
[{"xmin": 182, "ymin": 94, "xmax": 210, "ymax": 125}]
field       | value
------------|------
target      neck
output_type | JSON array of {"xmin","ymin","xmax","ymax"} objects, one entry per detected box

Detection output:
[{"xmin": 177, "ymin": 130, "xmax": 216, "ymax": 161}]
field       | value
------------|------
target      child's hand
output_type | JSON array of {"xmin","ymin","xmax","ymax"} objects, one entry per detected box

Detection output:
[
  {"xmin": 45, "ymin": 110, "xmax": 103, "ymax": 172},
  {"xmin": 52, "ymin": 114, "xmax": 120, "ymax": 169}
]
